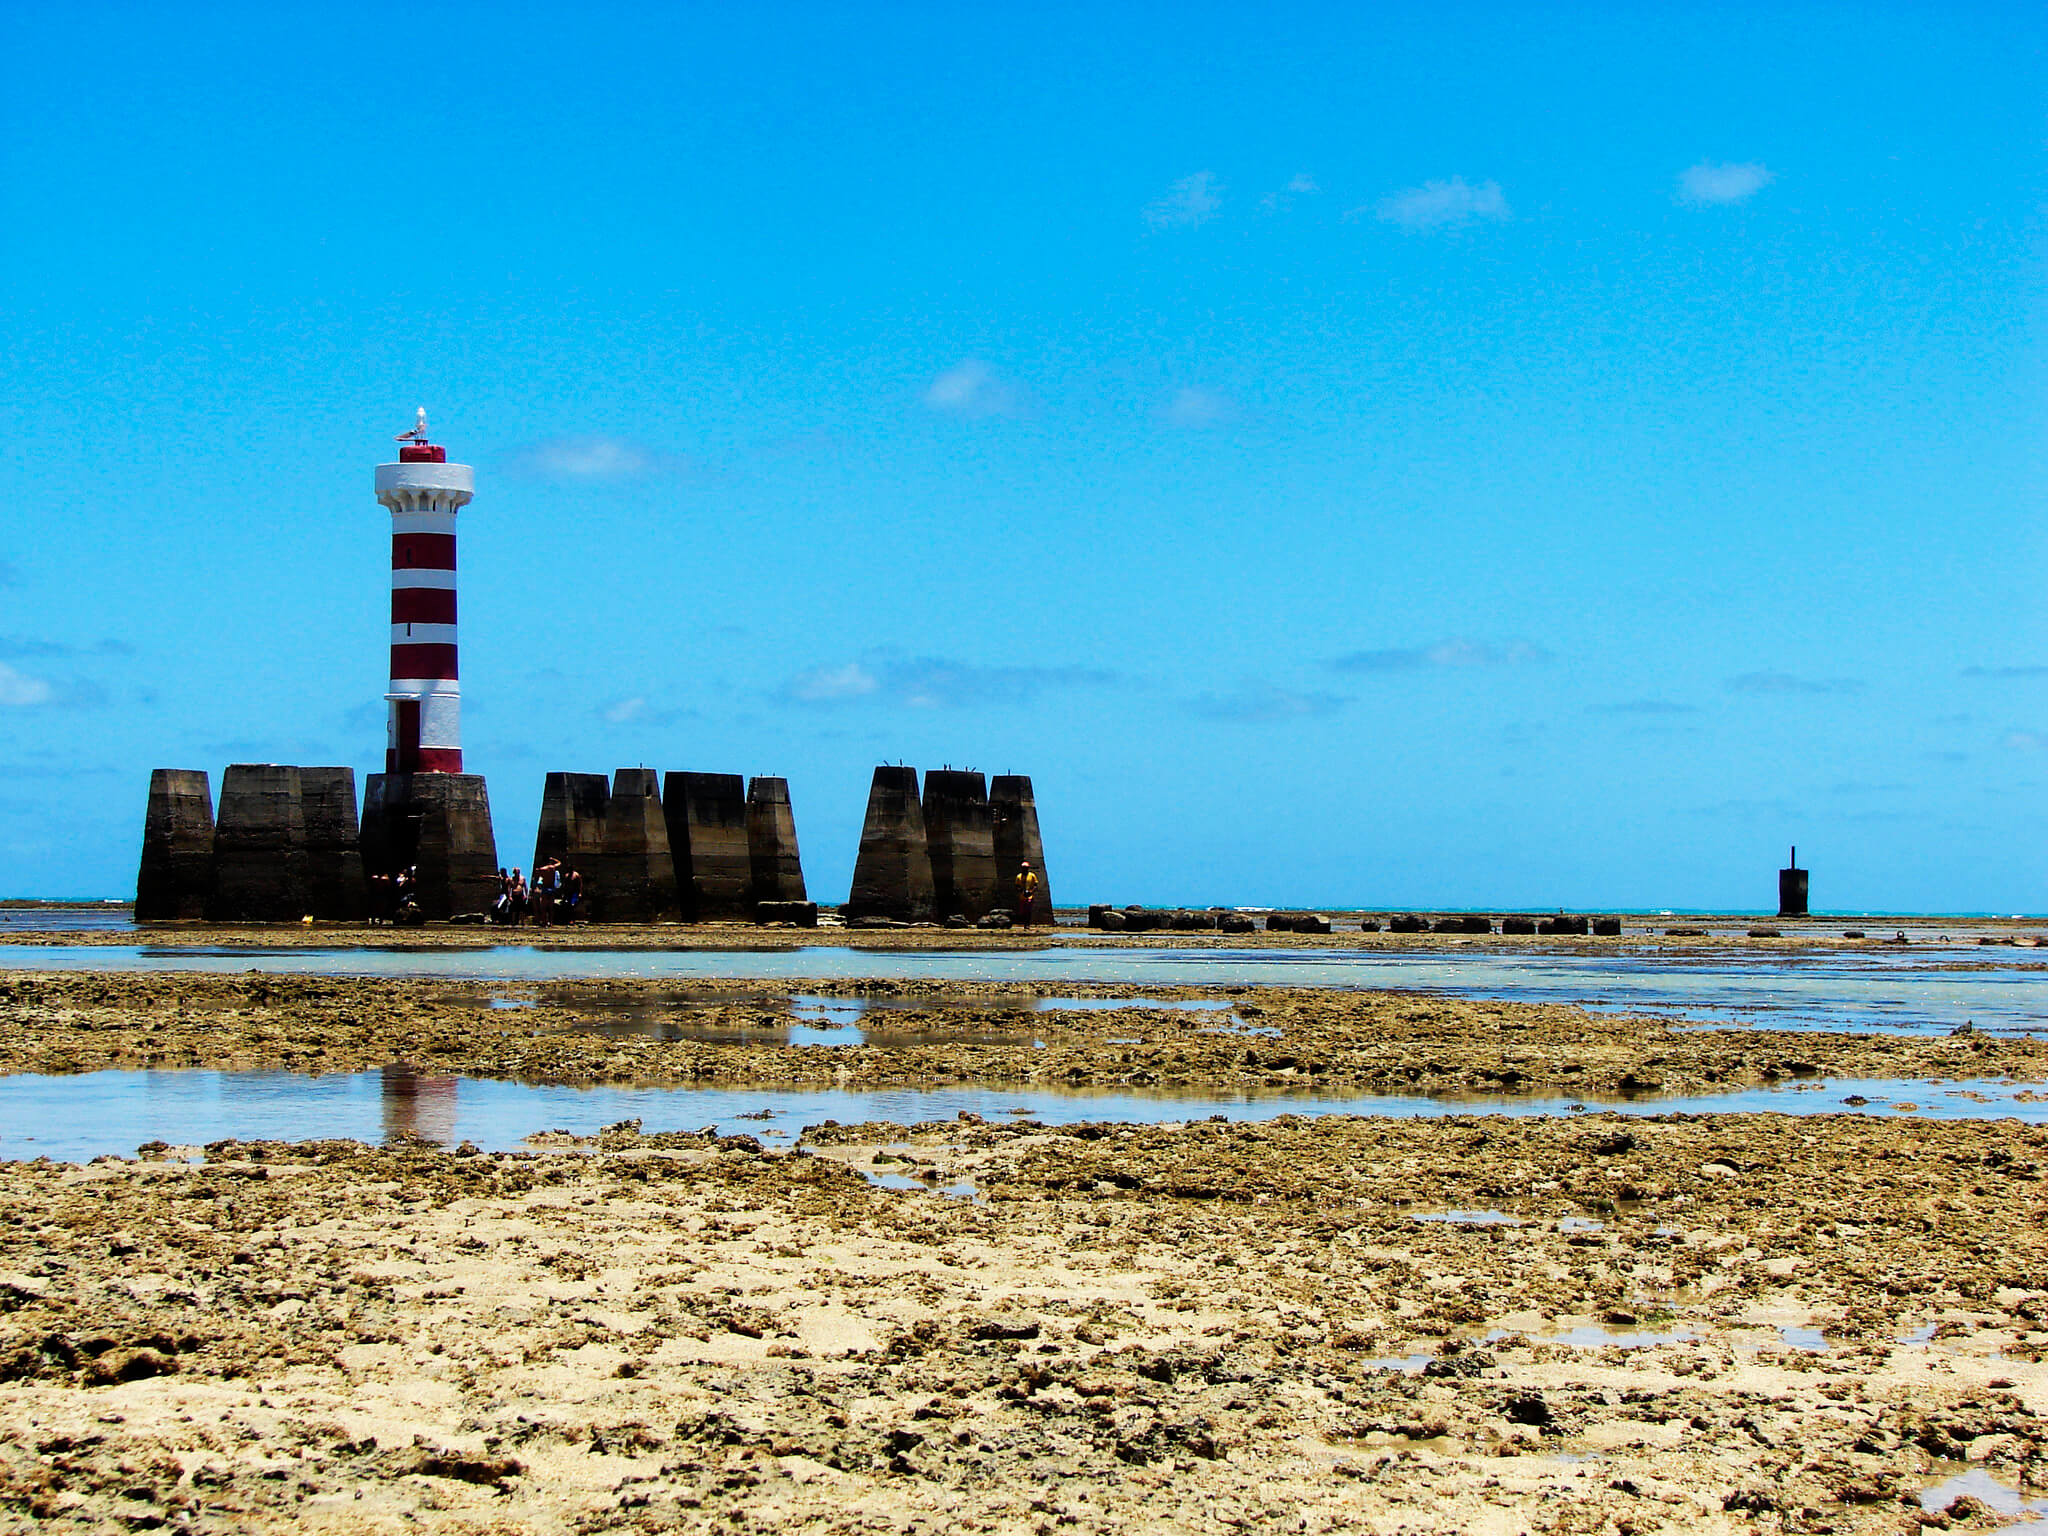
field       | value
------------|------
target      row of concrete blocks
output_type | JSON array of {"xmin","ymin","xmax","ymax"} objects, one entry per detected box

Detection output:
[
  {"xmin": 134, "ymin": 765, "xmax": 810, "ymax": 924},
  {"xmin": 1085, "ymin": 907, "xmax": 1623, "ymax": 937},
  {"xmin": 530, "ymin": 769, "xmax": 807, "ymax": 924},
  {"xmin": 845, "ymin": 768, "xmax": 1051, "ymax": 924},
  {"xmin": 134, "ymin": 765, "xmax": 498, "ymax": 922}
]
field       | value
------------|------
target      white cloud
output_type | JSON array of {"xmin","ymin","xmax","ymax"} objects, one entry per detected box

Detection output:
[
  {"xmin": 1370, "ymin": 176, "xmax": 1511, "ymax": 232},
  {"xmin": 1676, "ymin": 161, "xmax": 1775, "ymax": 207},
  {"xmin": 1164, "ymin": 387, "xmax": 1236, "ymax": 429},
  {"xmin": 921, "ymin": 359, "xmax": 1020, "ymax": 419},
  {"xmin": 1260, "ymin": 172, "xmax": 1321, "ymax": 213},
  {"xmin": 786, "ymin": 663, "xmax": 879, "ymax": 703},
  {"xmin": 1331, "ymin": 639, "xmax": 1549, "ymax": 673},
  {"xmin": 0, "ymin": 663, "xmax": 52, "ymax": 707},
  {"xmin": 603, "ymin": 697, "xmax": 646, "ymax": 724},
  {"xmin": 520, "ymin": 436, "xmax": 654, "ymax": 479},
  {"xmin": 1190, "ymin": 682, "xmax": 1349, "ymax": 722},
  {"xmin": 1144, "ymin": 171, "xmax": 1223, "ymax": 230},
  {"xmin": 2004, "ymin": 730, "xmax": 2048, "ymax": 752}
]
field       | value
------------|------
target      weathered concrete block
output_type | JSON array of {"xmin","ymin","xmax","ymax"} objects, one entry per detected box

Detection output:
[
  {"xmin": 1539, "ymin": 915, "xmax": 1591, "ymax": 936},
  {"xmin": 534, "ymin": 772, "xmax": 610, "ymax": 878},
  {"xmin": 208, "ymin": 764, "xmax": 310, "ymax": 922},
  {"xmin": 1592, "ymin": 917, "xmax": 1623, "ymax": 937},
  {"xmin": 1501, "ymin": 916, "xmax": 1537, "ymax": 935},
  {"xmin": 589, "ymin": 768, "xmax": 680, "ymax": 922},
  {"xmin": 1218, "ymin": 913, "xmax": 1257, "ymax": 934},
  {"xmin": 299, "ymin": 767, "xmax": 367, "ymax": 920},
  {"xmin": 845, "ymin": 767, "xmax": 936, "ymax": 922},
  {"xmin": 361, "ymin": 772, "xmax": 499, "ymax": 920},
  {"xmin": 1779, "ymin": 848, "xmax": 1809, "ymax": 919},
  {"xmin": 663, "ymin": 772, "xmax": 752, "ymax": 920},
  {"xmin": 135, "ymin": 769, "xmax": 215, "ymax": 921},
  {"xmin": 923, "ymin": 770, "xmax": 999, "ymax": 921},
  {"xmin": 754, "ymin": 900, "xmax": 817, "ymax": 927},
  {"xmin": 990, "ymin": 775, "xmax": 1052, "ymax": 926},
  {"xmin": 1268, "ymin": 912, "xmax": 1331, "ymax": 935},
  {"xmin": 1097, "ymin": 908, "xmax": 1127, "ymax": 932},
  {"xmin": 1357, "ymin": 919, "xmax": 1381, "ymax": 933},
  {"xmin": 746, "ymin": 777, "xmax": 807, "ymax": 905},
  {"xmin": 1388, "ymin": 915, "xmax": 1426, "ymax": 934}
]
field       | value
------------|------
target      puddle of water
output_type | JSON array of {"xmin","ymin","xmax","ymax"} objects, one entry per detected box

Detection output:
[
  {"xmin": 860, "ymin": 1169, "xmax": 980, "ymax": 1201},
  {"xmin": 1901, "ymin": 1323, "xmax": 1938, "ymax": 1344},
  {"xmin": 1548, "ymin": 1326, "xmax": 1698, "ymax": 1349},
  {"xmin": 1777, "ymin": 1326, "xmax": 1829, "ymax": 1352},
  {"xmin": 1558, "ymin": 1216, "xmax": 1605, "ymax": 1232},
  {"xmin": 8, "ymin": 943, "xmax": 2047, "ymax": 1036},
  {"xmin": 1920, "ymin": 1467, "xmax": 2048, "ymax": 1528},
  {"xmin": 6, "ymin": 1067, "xmax": 2048, "ymax": 1164},
  {"xmin": 1413, "ymin": 1209, "xmax": 1522, "ymax": 1226}
]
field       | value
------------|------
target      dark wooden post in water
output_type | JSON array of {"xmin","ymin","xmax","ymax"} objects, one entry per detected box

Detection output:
[
  {"xmin": 923, "ymin": 770, "xmax": 999, "ymax": 920},
  {"xmin": 534, "ymin": 772, "xmax": 610, "ymax": 878},
  {"xmin": 992, "ymin": 774, "xmax": 1053, "ymax": 925},
  {"xmin": 135, "ymin": 769, "xmax": 215, "ymax": 920},
  {"xmin": 846, "ymin": 766, "xmax": 936, "ymax": 921},
  {"xmin": 300, "ymin": 767, "xmax": 367, "ymax": 920},
  {"xmin": 588, "ymin": 768, "xmax": 679, "ymax": 922},
  {"xmin": 663, "ymin": 772, "xmax": 753, "ymax": 920},
  {"xmin": 1778, "ymin": 845, "xmax": 1809, "ymax": 918},
  {"xmin": 746, "ymin": 777, "xmax": 807, "ymax": 905},
  {"xmin": 208, "ymin": 764, "xmax": 310, "ymax": 921},
  {"xmin": 360, "ymin": 772, "xmax": 500, "ymax": 919}
]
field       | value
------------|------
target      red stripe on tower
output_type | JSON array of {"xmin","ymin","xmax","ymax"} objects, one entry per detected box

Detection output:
[{"xmin": 374, "ymin": 411, "xmax": 476, "ymax": 775}]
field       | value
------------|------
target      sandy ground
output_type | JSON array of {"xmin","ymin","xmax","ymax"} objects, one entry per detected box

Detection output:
[
  {"xmin": 0, "ymin": 966, "xmax": 2045, "ymax": 1532},
  {"xmin": 0, "ymin": 971, "xmax": 2043, "ymax": 1100},
  {"xmin": 1, "ymin": 1115, "xmax": 2045, "ymax": 1533}
]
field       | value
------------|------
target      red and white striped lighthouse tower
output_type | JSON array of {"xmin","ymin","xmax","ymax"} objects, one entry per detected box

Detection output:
[{"xmin": 374, "ymin": 410, "xmax": 473, "ymax": 774}]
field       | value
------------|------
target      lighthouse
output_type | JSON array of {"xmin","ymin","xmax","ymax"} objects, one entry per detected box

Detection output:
[
  {"xmin": 377, "ymin": 409, "xmax": 471, "ymax": 773},
  {"xmin": 359, "ymin": 410, "xmax": 499, "ymax": 917}
]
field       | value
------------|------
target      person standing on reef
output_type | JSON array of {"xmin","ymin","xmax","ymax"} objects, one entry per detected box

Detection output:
[{"xmin": 1014, "ymin": 860, "xmax": 1040, "ymax": 927}]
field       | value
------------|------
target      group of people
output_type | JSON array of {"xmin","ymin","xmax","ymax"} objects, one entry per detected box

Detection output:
[
  {"xmin": 493, "ymin": 859, "xmax": 585, "ymax": 927},
  {"xmin": 367, "ymin": 865, "xmax": 423, "ymax": 926}
]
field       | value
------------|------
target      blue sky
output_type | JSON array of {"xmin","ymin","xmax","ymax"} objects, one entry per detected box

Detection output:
[{"xmin": 2, "ymin": 1, "xmax": 2043, "ymax": 911}]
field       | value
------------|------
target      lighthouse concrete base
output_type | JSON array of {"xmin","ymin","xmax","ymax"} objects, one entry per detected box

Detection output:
[
  {"xmin": 362, "ymin": 772, "xmax": 499, "ymax": 919},
  {"xmin": 135, "ymin": 769, "xmax": 216, "ymax": 920}
]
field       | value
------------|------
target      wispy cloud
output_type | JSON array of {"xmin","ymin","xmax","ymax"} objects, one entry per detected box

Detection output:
[
  {"xmin": 1963, "ymin": 664, "xmax": 2048, "ymax": 680},
  {"xmin": 0, "ymin": 663, "xmax": 52, "ymax": 708},
  {"xmin": 785, "ymin": 663, "xmax": 879, "ymax": 703},
  {"xmin": 784, "ymin": 656, "xmax": 1113, "ymax": 710},
  {"xmin": 595, "ymin": 695, "xmax": 699, "ymax": 727},
  {"xmin": 1331, "ymin": 639, "xmax": 1548, "ymax": 673},
  {"xmin": 1726, "ymin": 671, "xmax": 1863, "ymax": 696},
  {"xmin": 0, "ymin": 636, "xmax": 134, "ymax": 660},
  {"xmin": 1190, "ymin": 682, "xmax": 1349, "ymax": 722},
  {"xmin": 2004, "ymin": 730, "xmax": 2048, "ymax": 752},
  {"xmin": 1366, "ymin": 176, "xmax": 1510, "ymax": 232},
  {"xmin": 1676, "ymin": 161, "xmax": 1775, "ymax": 207},
  {"xmin": 1163, "ymin": 387, "xmax": 1236, "ymax": 429},
  {"xmin": 603, "ymin": 697, "xmax": 647, "ymax": 725},
  {"xmin": 1260, "ymin": 171, "xmax": 1320, "ymax": 213},
  {"xmin": 921, "ymin": 359, "xmax": 1022, "ymax": 419},
  {"xmin": 515, "ymin": 436, "xmax": 660, "ymax": 480},
  {"xmin": 1592, "ymin": 698, "xmax": 1698, "ymax": 715},
  {"xmin": 1144, "ymin": 171, "xmax": 1223, "ymax": 230}
]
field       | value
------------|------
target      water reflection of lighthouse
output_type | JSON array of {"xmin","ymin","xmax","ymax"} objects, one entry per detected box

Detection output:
[{"xmin": 381, "ymin": 1064, "xmax": 458, "ymax": 1145}]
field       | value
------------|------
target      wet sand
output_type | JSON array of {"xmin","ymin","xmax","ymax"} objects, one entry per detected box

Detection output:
[
  {"xmin": 1, "ymin": 965, "xmax": 2046, "ymax": 1531},
  {"xmin": 1, "ymin": 970, "xmax": 2043, "ymax": 1099},
  {"xmin": 2, "ymin": 1115, "xmax": 2046, "ymax": 1532}
]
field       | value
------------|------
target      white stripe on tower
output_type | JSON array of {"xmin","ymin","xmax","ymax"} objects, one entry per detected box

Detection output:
[{"xmin": 374, "ymin": 424, "xmax": 475, "ymax": 775}]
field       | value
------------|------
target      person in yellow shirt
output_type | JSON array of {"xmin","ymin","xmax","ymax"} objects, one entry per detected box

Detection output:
[{"xmin": 1014, "ymin": 860, "xmax": 1040, "ymax": 927}]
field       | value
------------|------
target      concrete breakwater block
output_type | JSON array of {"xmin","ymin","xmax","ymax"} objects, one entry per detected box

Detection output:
[
  {"xmin": 1388, "ymin": 915, "xmax": 1427, "ymax": 934},
  {"xmin": 1539, "ymin": 915, "xmax": 1591, "ymax": 936},
  {"xmin": 589, "ymin": 769, "xmax": 680, "ymax": 923},
  {"xmin": 664, "ymin": 772, "xmax": 752, "ymax": 921},
  {"xmin": 534, "ymin": 772, "xmax": 610, "ymax": 877},
  {"xmin": 1432, "ymin": 915, "xmax": 1494, "ymax": 935},
  {"xmin": 845, "ymin": 767, "xmax": 936, "ymax": 922},
  {"xmin": 1779, "ymin": 850, "xmax": 1809, "ymax": 919},
  {"xmin": 1592, "ymin": 917, "xmax": 1623, "ymax": 937},
  {"xmin": 923, "ymin": 770, "xmax": 999, "ymax": 921},
  {"xmin": 1501, "ymin": 916, "xmax": 1538, "ymax": 935},
  {"xmin": 361, "ymin": 772, "xmax": 499, "ymax": 920},
  {"xmin": 991, "ymin": 775, "xmax": 1052, "ymax": 926},
  {"xmin": 746, "ymin": 777, "xmax": 807, "ymax": 905},
  {"xmin": 755, "ymin": 900, "xmax": 817, "ymax": 927},
  {"xmin": 208, "ymin": 764, "xmax": 311, "ymax": 922},
  {"xmin": 299, "ymin": 767, "xmax": 367, "ymax": 921},
  {"xmin": 135, "ymin": 769, "xmax": 215, "ymax": 921},
  {"xmin": 1267, "ymin": 912, "xmax": 1333, "ymax": 935}
]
